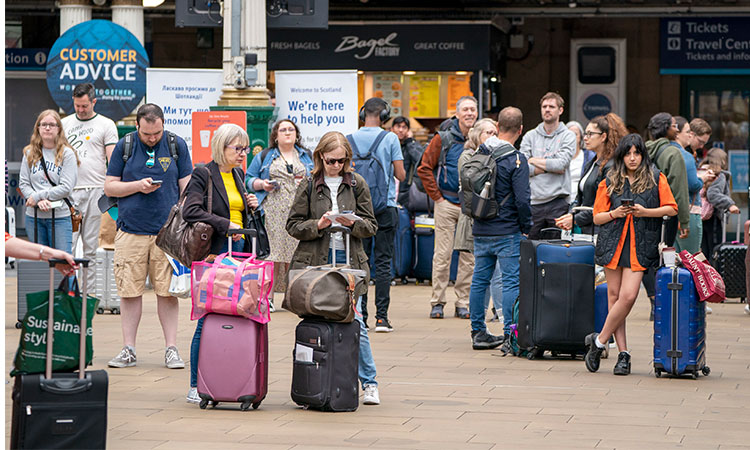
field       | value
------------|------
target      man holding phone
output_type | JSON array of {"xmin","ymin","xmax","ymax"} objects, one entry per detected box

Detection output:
[{"xmin": 104, "ymin": 103, "xmax": 193, "ymax": 370}]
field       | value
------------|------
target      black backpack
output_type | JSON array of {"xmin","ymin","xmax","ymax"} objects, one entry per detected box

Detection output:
[
  {"xmin": 459, "ymin": 142, "xmax": 518, "ymax": 220},
  {"xmin": 121, "ymin": 130, "xmax": 179, "ymax": 163},
  {"xmin": 413, "ymin": 130, "xmax": 455, "ymax": 194}
]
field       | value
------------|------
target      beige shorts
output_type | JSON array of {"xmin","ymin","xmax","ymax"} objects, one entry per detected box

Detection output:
[{"xmin": 113, "ymin": 230, "xmax": 172, "ymax": 298}]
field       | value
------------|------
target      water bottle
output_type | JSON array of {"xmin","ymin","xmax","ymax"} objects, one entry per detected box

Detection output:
[{"xmin": 475, "ymin": 181, "xmax": 492, "ymax": 216}]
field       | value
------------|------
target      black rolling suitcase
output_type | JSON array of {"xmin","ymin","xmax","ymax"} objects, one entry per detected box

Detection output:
[
  {"xmin": 291, "ymin": 318, "xmax": 360, "ymax": 412},
  {"xmin": 712, "ymin": 214, "xmax": 747, "ymax": 301},
  {"xmin": 517, "ymin": 228, "xmax": 596, "ymax": 359},
  {"xmin": 11, "ymin": 258, "xmax": 108, "ymax": 450}
]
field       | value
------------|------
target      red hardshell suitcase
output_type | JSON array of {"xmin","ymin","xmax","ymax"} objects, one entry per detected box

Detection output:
[{"xmin": 712, "ymin": 215, "xmax": 747, "ymax": 301}]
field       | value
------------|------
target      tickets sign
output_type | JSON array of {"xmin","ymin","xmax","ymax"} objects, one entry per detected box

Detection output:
[{"xmin": 46, "ymin": 20, "xmax": 149, "ymax": 121}]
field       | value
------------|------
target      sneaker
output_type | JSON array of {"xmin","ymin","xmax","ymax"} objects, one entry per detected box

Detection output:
[
  {"xmin": 471, "ymin": 330, "xmax": 504, "ymax": 350},
  {"xmin": 375, "ymin": 318, "xmax": 393, "ymax": 333},
  {"xmin": 186, "ymin": 387, "xmax": 200, "ymax": 404},
  {"xmin": 744, "ymin": 304, "xmax": 750, "ymax": 315},
  {"xmin": 165, "ymin": 346, "xmax": 185, "ymax": 369},
  {"xmin": 430, "ymin": 304, "xmax": 444, "ymax": 319},
  {"xmin": 613, "ymin": 351, "xmax": 631, "ymax": 376},
  {"xmin": 455, "ymin": 307, "xmax": 470, "ymax": 319},
  {"xmin": 498, "ymin": 334, "xmax": 512, "ymax": 356},
  {"xmin": 269, "ymin": 298, "xmax": 276, "ymax": 313},
  {"xmin": 363, "ymin": 384, "xmax": 380, "ymax": 405},
  {"xmin": 108, "ymin": 346, "xmax": 136, "ymax": 368},
  {"xmin": 584, "ymin": 332, "xmax": 604, "ymax": 373},
  {"xmin": 705, "ymin": 305, "xmax": 712, "ymax": 314}
]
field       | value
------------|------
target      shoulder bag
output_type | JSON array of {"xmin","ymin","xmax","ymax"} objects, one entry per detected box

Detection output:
[{"xmin": 155, "ymin": 167, "xmax": 214, "ymax": 268}]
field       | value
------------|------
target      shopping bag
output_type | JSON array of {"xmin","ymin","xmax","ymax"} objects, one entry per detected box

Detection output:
[
  {"xmin": 167, "ymin": 256, "xmax": 191, "ymax": 298},
  {"xmin": 678, "ymin": 250, "xmax": 726, "ymax": 303},
  {"xmin": 11, "ymin": 277, "xmax": 98, "ymax": 376}
]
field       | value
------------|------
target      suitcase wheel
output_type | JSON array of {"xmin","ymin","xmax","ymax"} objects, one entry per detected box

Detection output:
[
  {"xmin": 654, "ymin": 368, "xmax": 662, "ymax": 378},
  {"xmin": 702, "ymin": 366, "xmax": 711, "ymax": 376},
  {"xmin": 692, "ymin": 371, "xmax": 699, "ymax": 380},
  {"xmin": 390, "ymin": 280, "xmax": 396, "ymax": 286},
  {"xmin": 401, "ymin": 278, "xmax": 409, "ymax": 285},
  {"xmin": 241, "ymin": 401, "xmax": 252, "ymax": 411},
  {"xmin": 96, "ymin": 308, "xmax": 105, "ymax": 315},
  {"xmin": 252, "ymin": 401, "xmax": 261, "ymax": 410},
  {"xmin": 112, "ymin": 308, "xmax": 120, "ymax": 315},
  {"xmin": 199, "ymin": 399, "xmax": 209, "ymax": 409},
  {"xmin": 15, "ymin": 321, "xmax": 22, "ymax": 329}
]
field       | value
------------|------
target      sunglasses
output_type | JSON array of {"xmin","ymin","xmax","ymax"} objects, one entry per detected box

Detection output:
[
  {"xmin": 145, "ymin": 149, "xmax": 155, "ymax": 168},
  {"xmin": 324, "ymin": 157, "xmax": 347, "ymax": 166},
  {"xmin": 226, "ymin": 145, "xmax": 250, "ymax": 155}
]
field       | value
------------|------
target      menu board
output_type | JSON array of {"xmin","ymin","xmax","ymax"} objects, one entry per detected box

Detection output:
[
  {"xmin": 409, "ymin": 75, "xmax": 440, "ymax": 117},
  {"xmin": 447, "ymin": 75, "xmax": 472, "ymax": 116},
  {"xmin": 372, "ymin": 73, "xmax": 403, "ymax": 116}
]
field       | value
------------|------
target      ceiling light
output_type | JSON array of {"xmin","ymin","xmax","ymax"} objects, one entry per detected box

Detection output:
[
  {"xmin": 490, "ymin": 76, "xmax": 497, "ymax": 82},
  {"xmin": 143, "ymin": 0, "xmax": 165, "ymax": 7},
  {"xmin": 357, "ymin": 70, "xmax": 364, "ymax": 74},
  {"xmin": 455, "ymin": 71, "xmax": 468, "ymax": 75},
  {"xmin": 402, "ymin": 71, "xmax": 416, "ymax": 75}
]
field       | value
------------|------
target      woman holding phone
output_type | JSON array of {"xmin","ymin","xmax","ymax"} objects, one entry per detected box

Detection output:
[{"xmin": 583, "ymin": 134, "xmax": 678, "ymax": 376}]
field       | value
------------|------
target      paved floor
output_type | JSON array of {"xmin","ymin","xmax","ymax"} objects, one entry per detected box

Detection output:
[{"xmin": 5, "ymin": 271, "xmax": 750, "ymax": 449}]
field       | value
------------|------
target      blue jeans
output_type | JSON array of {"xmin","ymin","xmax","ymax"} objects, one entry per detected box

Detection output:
[
  {"xmin": 328, "ymin": 249, "xmax": 377, "ymax": 388},
  {"xmin": 469, "ymin": 233, "xmax": 522, "ymax": 335},
  {"xmin": 483, "ymin": 261, "xmax": 503, "ymax": 314},
  {"xmin": 25, "ymin": 215, "xmax": 73, "ymax": 253},
  {"xmin": 190, "ymin": 239, "xmax": 246, "ymax": 388}
]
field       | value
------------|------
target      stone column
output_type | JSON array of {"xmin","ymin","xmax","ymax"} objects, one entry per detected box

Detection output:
[
  {"xmin": 59, "ymin": 0, "xmax": 92, "ymax": 35},
  {"xmin": 111, "ymin": 0, "xmax": 144, "ymax": 46}
]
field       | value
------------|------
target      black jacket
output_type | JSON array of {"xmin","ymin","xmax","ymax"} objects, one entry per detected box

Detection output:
[
  {"xmin": 571, "ymin": 157, "xmax": 614, "ymax": 234},
  {"xmin": 183, "ymin": 161, "xmax": 252, "ymax": 255}
]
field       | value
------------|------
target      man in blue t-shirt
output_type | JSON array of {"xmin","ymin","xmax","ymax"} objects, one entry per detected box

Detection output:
[
  {"xmin": 104, "ymin": 103, "xmax": 193, "ymax": 370},
  {"xmin": 349, "ymin": 98, "xmax": 404, "ymax": 332}
]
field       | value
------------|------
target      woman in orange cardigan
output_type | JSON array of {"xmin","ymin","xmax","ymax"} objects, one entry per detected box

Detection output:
[{"xmin": 584, "ymin": 134, "xmax": 678, "ymax": 376}]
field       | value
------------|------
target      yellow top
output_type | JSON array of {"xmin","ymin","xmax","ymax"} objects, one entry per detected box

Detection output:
[{"xmin": 220, "ymin": 171, "xmax": 244, "ymax": 229}]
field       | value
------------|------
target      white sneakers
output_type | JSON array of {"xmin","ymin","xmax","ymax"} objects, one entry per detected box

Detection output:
[
  {"xmin": 363, "ymin": 384, "xmax": 380, "ymax": 405},
  {"xmin": 186, "ymin": 387, "xmax": 200, "ymax": 404}
]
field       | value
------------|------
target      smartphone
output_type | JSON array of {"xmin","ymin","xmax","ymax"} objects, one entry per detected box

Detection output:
[
  {"xmin": 621, "ymin": 198, "xmax": 633, "ymax": 207},
  {"xmin": 269, "ymin": 180, "xmax": 280, "ymax": 191},
  {"xmin": 151, "ymin": 179, "xmax": 163, "ymax": 186}
]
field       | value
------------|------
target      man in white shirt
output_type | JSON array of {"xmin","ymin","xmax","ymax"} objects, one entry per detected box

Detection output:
[{"xmin": 62, "ymin": 83, "xmax": 119, "ymax": 293}]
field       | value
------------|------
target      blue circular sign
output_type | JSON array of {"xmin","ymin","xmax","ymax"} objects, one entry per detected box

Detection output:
[
  {"xmin": 46, "ymin": 20, "xmax": 149, "ymax": 122},
  {"xmin": 582, "ymin": 93, "xmax": 612, "ymax": 120}
]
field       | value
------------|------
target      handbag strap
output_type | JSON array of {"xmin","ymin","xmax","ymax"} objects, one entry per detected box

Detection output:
[{"xmin": 39, "ymin": 153, "xmax": 75, "ymax": 210}]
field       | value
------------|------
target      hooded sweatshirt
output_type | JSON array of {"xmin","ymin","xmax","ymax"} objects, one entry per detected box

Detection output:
[
  {"xmin": 519, "ymin": 122, "xmax": 576, "ymax": 205},
  {"xmin": 645, "ymin": 137, "xmax": 689, "ymax": 229}
]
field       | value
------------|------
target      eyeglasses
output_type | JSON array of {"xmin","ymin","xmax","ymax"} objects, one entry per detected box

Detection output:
[
  {"xmin": 145, "ymin": 148, "xmax": 155, "ymax": 168},
  {"xmin": 39, "ymin": 123, "xmax": 58, "ymax": 129},
  {"xmin": 584, "ymin": 131, "xmax": 603, "ymax": 138},
  {"xmin": 278, "ymin": 127, "xmax": 296, "ymax": 134},
  {"xmin": 324, "ymin": 157, "xmax": 347, "ymax": 166},
  {"xmin": 226, "ymin": 145, "xmax": 250, "ymax": 155}
]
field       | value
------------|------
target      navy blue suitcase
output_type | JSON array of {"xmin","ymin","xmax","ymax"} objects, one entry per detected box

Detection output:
[
  {"xmin": 653, "ymin": 266, "xmax": 710, "ymax": 379},
  {"xmin": 449, "ymin": 250, "xmax": 459, "ymax": 282},
  {"xmin": 517, "ymin": 238, "xmax": 595, "ymax": 358},
  {"xmin": 392, "ymin": 206, "xmax": 413, "ymax": 283},
  {"xmin": 413, "ymin": 215, "xmax": 434, "ymax": 283},
  {"xmin": 595, "ymin": 282, "xmax": 608, "ymax": 334}
]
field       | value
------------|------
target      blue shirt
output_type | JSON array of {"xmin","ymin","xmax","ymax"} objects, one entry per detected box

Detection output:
[
  {"xmin": 106, "ymin": 131, "xmax": 193, "ymax": 235},
  {"xmin": 673, "ymin": 141, "xmax": 703, "ymax": 199},
  {"xmin": 349, "ymin": 127, "xmax": 403, "ymax": 208}
]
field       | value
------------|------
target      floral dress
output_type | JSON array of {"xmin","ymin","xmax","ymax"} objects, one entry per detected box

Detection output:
[{"xmin": 263, "ymin": 152, "xmax": 307, "ymax": 292}]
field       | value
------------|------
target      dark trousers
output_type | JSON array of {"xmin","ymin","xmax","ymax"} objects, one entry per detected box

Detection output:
[
  {"xmin": 701, "ymin": 215, "xmax": 722, "ymax": 265},
  {"xmin": 642, "ymin": 215, "xmax": 679, "ymax": 297},
  {"xmin": 361, "ymin": 206, "xmax": 398, "ymax": 323},
  {"xmin": 529, "ymin": 197, "xmax": 570, "ymax": 240}
]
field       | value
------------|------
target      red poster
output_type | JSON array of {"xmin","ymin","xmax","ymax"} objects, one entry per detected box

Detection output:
[{"xmin": 191, "ymin": 111, "xmax": 247, "ymax": 165}]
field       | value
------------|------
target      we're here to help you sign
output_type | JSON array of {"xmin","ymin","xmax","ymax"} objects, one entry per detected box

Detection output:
[
  {"xmin": 275, "ymin": 70, "xmax": 359, "ymax": 149},
  {"xmin": 46, "ymin": 20, "xmax": 149, "ymax": 121},
  {"xmin": 660, "ymin": 17, "xmax": 750, "ymax": 74}
]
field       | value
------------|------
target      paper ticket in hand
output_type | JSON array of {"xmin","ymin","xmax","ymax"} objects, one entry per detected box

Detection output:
[{"xmin": 328, "ymin": 213, "xmax": 362, "ymax": 222}]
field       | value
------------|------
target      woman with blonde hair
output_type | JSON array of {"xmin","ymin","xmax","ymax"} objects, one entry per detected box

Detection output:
[
  {"xmin": 286, "ymin": 131, "xmax": 382, "ymax": 405},
  {"xmin": 19, "ymin": 109, "xmax": 79, "ymax": 252}
]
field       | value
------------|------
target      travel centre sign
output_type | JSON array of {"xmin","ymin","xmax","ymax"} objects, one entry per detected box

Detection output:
[
  {"xmin": 268, "ymin": 24, "xmax": 493, "ymax": 71},
  {"xmin": 660, "ymin": 17, "xmax": 750, "ymax": 74},
  {"xmin": 46, "ymin": 20, "xmax": 149, "ymax": 122}
]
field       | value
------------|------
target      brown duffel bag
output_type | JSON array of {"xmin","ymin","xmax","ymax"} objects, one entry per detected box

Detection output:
[{"xmin": 283, "ymin": 266, "xmax": 364, "ymax": 323}]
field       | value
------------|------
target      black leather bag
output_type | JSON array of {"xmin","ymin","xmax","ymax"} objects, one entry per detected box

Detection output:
[
  {"xmin": 246, "ymin": 209, "xmax": 271, "ymax": 260},
  {"xmin": 155, "ymin": 168, "xmax": 214, "ymax": 268}
]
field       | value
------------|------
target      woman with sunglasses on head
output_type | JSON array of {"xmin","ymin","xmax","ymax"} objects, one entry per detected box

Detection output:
[
  {"xmin": 555, "ymin": 113, "xmax": 628, "ymax": 235},
  {"xmin": 246, "ymin": 119, "xmax": 314, "ymax": 300},
  {"xmin": 583, "ymin": 134, "xmax": 678, "ymax": 376},
  {"xmin": 182, "ymin": 123, "xmax": 259, "ymax": 404},
  {"xmin": 286, "ymin": 131, "xmax": 382, "ymax": 405},
  {"xmin": 19, "ymin": 109, "xmax": 80, "ymax": 252}
]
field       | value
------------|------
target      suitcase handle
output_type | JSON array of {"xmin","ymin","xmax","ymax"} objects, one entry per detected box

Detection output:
[
  {"xmin": 226, "ymin": 228, "xmax": 258, "ymax": 257},
  {"xmin": 48, "ymin": 258, "xmax": 90, "ymax": 268},
  {"xmin": 722, "ymin": 212, "xmax": 742, "ymax": 244},
  {"xmin": 326, "ymin": 226, "xmax": 351, "ymax": 268},
  {"xmin": 39, "ymin": 376, "xmax": 93, "ymax": 395}
]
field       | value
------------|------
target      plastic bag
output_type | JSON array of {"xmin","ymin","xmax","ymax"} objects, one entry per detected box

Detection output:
[{"xmin": 168, "ymin": 256, "xmax": 191, "ymax": 298}]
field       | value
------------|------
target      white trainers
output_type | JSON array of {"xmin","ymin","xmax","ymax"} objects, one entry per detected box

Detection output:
[
  {"xmin": 108, "ymin": 346, "xmax": 136, "ymax": 368},
  {"xmin": 186, "ymin": 387, "xmax": 200, "ymax": 404},
  {"xmin": 363, "ymin": 384, "xmax": 380, "ymax": 405},
  {"xmin": 165, "ymin": 346, "xmax": 185, "ymax": 369},
  {"xmin": 744, "ymin": 304, "xmax": 750, "ymax": 315},
  {"xmin": 706, "ymin": 305, "xmax": 713, "ymax": 315}
]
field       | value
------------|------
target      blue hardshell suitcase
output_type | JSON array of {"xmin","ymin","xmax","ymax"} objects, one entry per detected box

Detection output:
[
  {"xmin": 413, "ymin": 215, "xmax": 434, "ymax": 283},
  {"xmin": 653, "ymin": 266, "xmax": 710, "ymax": 379},
  {"xmin": 517, "ymin": 239, "xmax": 595, "ymax": 358},
  {"xmin": 392, "ymin": 206, "xmax": 413, "ymax": 283},
  {"xmin": 595, "ymin": 282, "xmax": 608, "ymax": 334}
]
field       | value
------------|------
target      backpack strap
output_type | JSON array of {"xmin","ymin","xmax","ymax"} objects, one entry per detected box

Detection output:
[
  {"xmin": 122, "ymin": 131, "xmax": 136, "ymax": 163},
  {"xmin": 348, "ymin": 131, "xmax": 388, "ymax": 158},
  {"xmin": 259, "ymin": 147, "xmax": 271, "ymax": 165},
  {"xmin": 167, "ymin": 131, "xmax": 179, "ymax": 160},
  {"xmin": 436, "ymin": 130, "xmax": 455, "ymax": 166}
]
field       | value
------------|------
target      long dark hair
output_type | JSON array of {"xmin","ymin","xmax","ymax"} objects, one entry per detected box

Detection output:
[{"xmin": 607, "ymin": 133, "xmax": 656, "ymax": 195}]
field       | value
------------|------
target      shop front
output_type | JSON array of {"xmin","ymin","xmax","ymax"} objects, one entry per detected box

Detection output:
[{"xmin": 268, "ymin": 22, "xmax": 505, "ymax": 137}]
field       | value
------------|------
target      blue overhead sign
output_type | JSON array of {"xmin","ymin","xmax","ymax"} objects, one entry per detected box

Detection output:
[
  {"xmin": 46, "ymin": 20, "xmax": 149, "ymax": 122},
  {"xmin": 660, "ymin": 17, "xmax": 750, "ymax": 74},
  {"xmin": 5, "ymin": 48, "xmax": 49, "ymax": 71}
]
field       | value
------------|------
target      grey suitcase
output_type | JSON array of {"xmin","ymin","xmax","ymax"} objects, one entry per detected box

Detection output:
[
  {"xmin": 6, "ymin": 206, "xmax": 16, "ymax": 268},
  {"xmin": 94, "ymin": 247, "xmax": 121, "ymax": 314}
]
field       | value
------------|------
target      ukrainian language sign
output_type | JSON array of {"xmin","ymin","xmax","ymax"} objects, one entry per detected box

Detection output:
[
  {"xmin": 46, "ymin": 20, "xmax": 149, "ymax": 121},
  {"xmin": 660, "ymin": 17, "xmax": 750, "ymax": 74}
]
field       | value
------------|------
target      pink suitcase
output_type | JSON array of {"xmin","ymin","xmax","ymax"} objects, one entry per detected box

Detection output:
[{"xmin": 196, "ymin": 313, "xmax": 268, "ymax": 410}]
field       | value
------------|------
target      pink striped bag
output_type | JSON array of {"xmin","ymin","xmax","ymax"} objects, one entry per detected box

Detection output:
[
  {"xmin": 678, "ymin": 250, "xmax": 726, "ymax": 303},
  {"xmin": 190, "ymin": 252, "xmax": 274, "ymax": 323}
]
